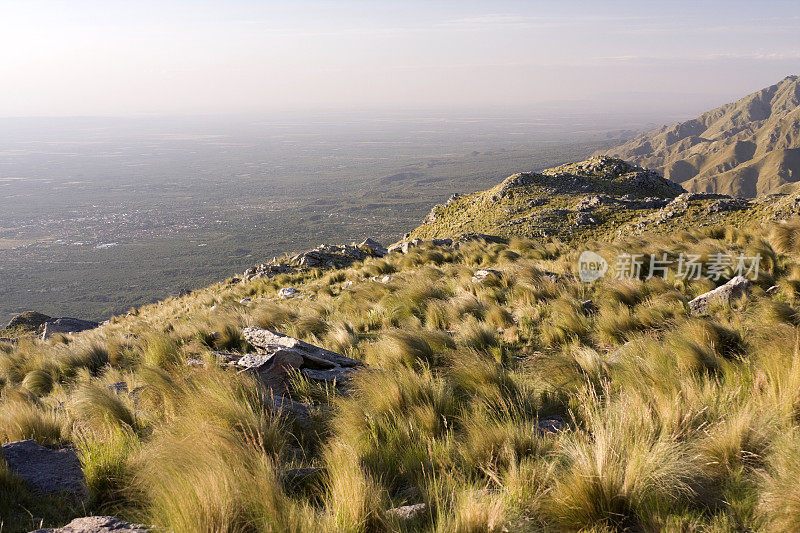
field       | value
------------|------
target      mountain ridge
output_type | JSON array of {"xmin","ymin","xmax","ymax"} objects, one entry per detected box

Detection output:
[
  {"xmin": 407, "ymin": 155, "xmax": 800, "ymax": 243},
  {"xmin": 600, "ymin": 75, "xmax": 800, "ymax": 197}
]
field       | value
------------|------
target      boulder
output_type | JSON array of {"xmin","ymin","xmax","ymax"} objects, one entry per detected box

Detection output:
[
  {"xmin": 1, "ymin": 440, "xmax": 87, "ymax": 500},
  {"xmin": 688, "ymin": 276, "xmax": 752, "ymax": 315},
  {"xmin": 41, "ymin": 318, "xmax": 98, "ymax": 340},
  {"xmin": 240, "ymin": 328, "xmax": 363, "ymax": 390},
  {"xmin": 537, "ymin": 415, "xmax": 567, "ymax": 434},
  {"xmin": 472, "ymin": 269, "xmax": 502, "ymax": 283},
  {"xmin": 387, "ymin": 503, "xmax": 427, "ymax": 521},
  {"xmin": 30, "ymin": 516, "xmax": 150, "ymax": 533},
  {"xmin": 6, "ymin": 311, "xmax": 51, "ymax": 331},
  {"xmin": 278, "ymin": 287, "xmax": 298, "ymax": 299}
]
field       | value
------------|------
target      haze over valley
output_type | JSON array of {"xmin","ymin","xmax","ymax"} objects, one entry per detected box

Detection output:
[{"xmin": 0, "ymin": 109, "xmax": 659, "ymax": 323}]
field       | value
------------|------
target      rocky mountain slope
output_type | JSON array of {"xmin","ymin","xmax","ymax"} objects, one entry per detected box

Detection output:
[
  {"xmin": 6, "ymin": 154, "xmax": 800, "ymax": 531},
  {"xmin": 408, "ymin": 155, "xmax": 800, "ymax": 243},
  {"xmin": 600, "ymin": 75, "xmax": 800, "ymax": 197}
]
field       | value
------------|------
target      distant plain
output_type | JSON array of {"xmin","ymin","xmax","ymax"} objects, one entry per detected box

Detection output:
[{"xmin": 0, "ymin": 109, "xmax": 677, "ymax": 323}]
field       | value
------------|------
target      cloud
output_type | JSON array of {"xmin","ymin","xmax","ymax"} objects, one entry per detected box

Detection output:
[{"xmin": 438, "ymin": 13, "xmax": 655, "ymax": 31}]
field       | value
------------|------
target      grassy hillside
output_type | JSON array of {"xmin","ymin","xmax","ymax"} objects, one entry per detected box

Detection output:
[
  {"xmin": 600, "ymin": 76, "xmax": 800, "ymax": 197},
  {"xmin": 4, "ymin": 202, "xmax": 800, "ymax": 530},
  {"xmin": 409, "ymin": 156, "xmax": 800, "ymax": 244}
]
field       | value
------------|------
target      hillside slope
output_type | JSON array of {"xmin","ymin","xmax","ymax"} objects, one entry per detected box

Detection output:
[
  {"xmin": 408, "ymin": 155, "xmax": 800, "ymax": 243},
  {"xmin": 600, "ymin": 75, "xmax": 800, "ymax": 197},
  {"xmin": 6, "ymin": 156, "xmax": 800, "ymax": 531}
]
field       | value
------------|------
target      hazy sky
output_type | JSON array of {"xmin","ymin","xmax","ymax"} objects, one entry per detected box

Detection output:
[{"xmin": 2, "ymin": 0, "xmax": 799, "ymax": 116}]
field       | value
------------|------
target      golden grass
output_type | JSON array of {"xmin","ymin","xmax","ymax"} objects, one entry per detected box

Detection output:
[{"xmin": 3, "ymin": 223, "xmax": 800, "ymax": 531}]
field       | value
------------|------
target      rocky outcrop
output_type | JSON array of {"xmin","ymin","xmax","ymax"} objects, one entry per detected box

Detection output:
[
  {"xmin": 495, "ymin": 157, "xmax": 685, "ymax": 200},
  {"xmin": 707, "ymin": 198, "xmax": 751, "ymax": 213},
  {"xmin": 241, "ymin": 238, "xmax": 387, "ymax": 282},
  {"xmin": 5, "ymin": 311, "xmax": 51, "ymax": 331},
  {"xmin": 240, "ymin": 328, "xmax": 363, "ymax": 390},
  {"xmin": 41, "ymin": 318, "xmax": 99, "ymax": 340},
  {"xmin": 574, "ymin": 194, "xmax": 670, "ymax": 212},
  {"xmin": 30, "ymin": 516, "xmax": 150, "ymax": 533},
  {"xmin": 424, "ymin": 193, "xmax": 462, "ymax": 223},
  {"xmin": 688, "ymin": 276, "xmax": 752, "ymax": 315},
  {"xmin": 1, "ymin": 440, "xmax": 87, "ymax": 500},
  {"xmin": 388, "ymin": 233, "xmax": 505, "ymax": 254},
  {"xmin": 575, "ymin": 212, "xmax": 599, "ymax": 226}
]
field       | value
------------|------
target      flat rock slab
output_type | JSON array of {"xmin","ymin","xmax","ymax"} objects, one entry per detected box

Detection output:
[
  {"xmin": 30, "ymin": 516, "xmax": 150, "ymax": 533},
  {"xmin": 242, "ymin": 327, "xmax": 363, "ymax": 370},
  {"xmin": 688, "ymin": 276, "xmax": 751, "ymax": 315},
  {"xmin": 1, "ymin": 440, "xmax": 87, "ymax": 500}
]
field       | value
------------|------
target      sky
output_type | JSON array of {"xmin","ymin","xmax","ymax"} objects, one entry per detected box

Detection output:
[{"xmin": 2, "ymin": 0, "xmax": 799, "ymax": 117}]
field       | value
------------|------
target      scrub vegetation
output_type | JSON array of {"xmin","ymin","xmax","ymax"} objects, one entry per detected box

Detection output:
[{"xmin": 4, "ymin": 213, "xmax": 800, "ymax": 532}]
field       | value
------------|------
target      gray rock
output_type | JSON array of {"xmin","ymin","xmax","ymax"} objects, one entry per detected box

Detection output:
[
  {"xmin": 30, "ymin": 515, "xmax": 150, "ymax": 532},
  {"xmin": 707, "ymin": 198, "xmax": 750, "ymax": 213},
  {"xmin": 243, "ymin": 328, "xmax": 363, "ymax": 369},
  {"xmin": 472, "ymin": 269, "xmax": 501, "ymax": 283},
  {"xmin": 528, "ymin": 197, "xmax": 549, "ymax": 207},
  {"xmin": 387, "ymin": 503, "xmax": 427, "ymax": 521},
  {"xmin": 537, "ymin": 416, "xmax": 567, "ymax": 434},
  {"xmin": 688, "ymin": 276, "xmax": 752, "ymax": 315},
  {"xmin": 41, "ymin": 318, "xmax": 99, "ymax": 340},
  {"xmin": 301, "ymin": 367, "xmax": 359, "ymax": 383},
  {"xmin": 574, "ymin": 195, "xmax": 615, "ymax": 211},
  {"xmin": 456, "ymin": 233, "xmax": 507, "ymax": 244},
  {"xmin": 107, "ymin": 382, "xmax": 128, "ymax": 394},
  {"xmin": 267, "ymin": 394, "xmax": 315, "ymax": 432},
  {"xmin": 1, "ymin": 440, "xmax": 87, "ymax": 500},
  {"xmin": 575, "ymin": 211, "xmax": 599, "ymax": 226},
  {"xmin": 766, "ymin": 285, "xmax": 780, "ymax": 295},
  {"xmin": 387, "ymin": 242, "xmax": 404, "ymax": 254},
  {"xmin": 278, "ymin": 287, "xmax": 298, "ymax": 299},
  {"xmin": 240, "ymin": 328, "xmax": 363, "ymax": 390},
  {"xmin": 400, "ymin": 240, "xmax": 421, "ymax": 254}
]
